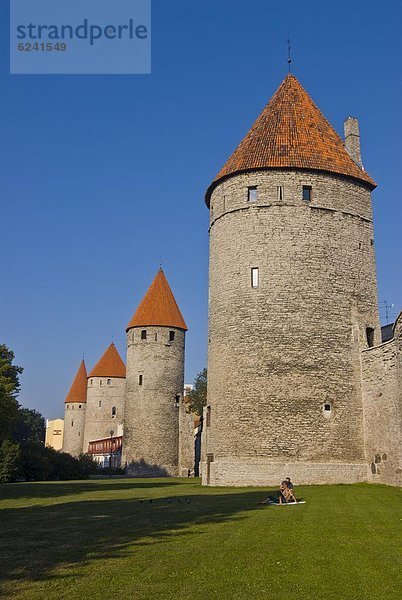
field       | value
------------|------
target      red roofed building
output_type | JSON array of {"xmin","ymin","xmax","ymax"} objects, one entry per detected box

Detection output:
[
  {"xmin": 202, "ymin": 73, "xmax": 402, "ymax": 487},
  {"xmin": 123, "ymin": 269, "xmax": 188, "ymax": 476},
  {"xmin": 83, "ymin": 344, "xmax": 126, "ymax": 455},
  {"xmin": 62, "ymin": 360, "xmax": 87, "ymax": 457}
]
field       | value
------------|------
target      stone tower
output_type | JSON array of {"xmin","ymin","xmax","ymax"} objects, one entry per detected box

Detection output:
[
  {"xmin": 203, "ymin": 74, "xmax": 380, "ymax": 486},
  {"xmin": 83, "ymin": 343, "xmax": 126, "ymax": 453},
  {"xmin": 62, "ymin": 359, "xmax": 87, "ymax": 457},
  {"xmin": 123, "ymin": 269, "xmax": 187, "ymax": 476}
]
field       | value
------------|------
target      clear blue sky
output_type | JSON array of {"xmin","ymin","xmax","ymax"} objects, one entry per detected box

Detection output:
[{"xmin": 1, "ymin": 1, "xmax": 401, "ymax": 419}]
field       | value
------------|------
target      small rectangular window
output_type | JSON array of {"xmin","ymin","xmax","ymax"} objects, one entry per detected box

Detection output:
[
  {"xmin": 251, "ymin": 267, "xmax": 259, "ymax": 288},
  {"xmin": 206, "ymin": 406, "xmax": 211, "ymax": 427},
  {"xmin": 98, "ymin": 400, "xmax": 101, "ymax": 407},
  {"xmin": 139, "ymin": 374, "xmax": 143, "ymax": 386},
  {"xmin": 141, "ymin": 330, "xmax": 147, "ymax": 340},
  {"xmin": 366, "ymin": 327, "xmax": 375, "ymax": 348},
  {"xmin": 223, "ymin": 195, "xmax": 226, "ymax": 211},
  {"xmin": 277, "ymin": 186, "xmax": 283, "ymax": 201},
  {"xmin": 248, "ymin": 186, "xmax": 257, "ymax": 202},
  {"xmin": 302, "ymin": 185, "xmax": 312, "ymax": 202},
  {"xmin": 169, "ymin": 331, "xmax": 175, "ymax": 342}
]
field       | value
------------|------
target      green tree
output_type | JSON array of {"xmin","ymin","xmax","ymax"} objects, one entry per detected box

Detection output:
[
  {"xmin": 13, "ymin": 408, "xmax": 45, "ymax": 444},
  {"xmin": 186, "ymin": 368, "xmax": 207, "ymax": 416},
  {"xmin": 0, "ymin": 439, "xmax": 22, "ymax": 483},
  {"xmin": 0, "ymin": 345, "xmax": 23, "ymax": 444}
]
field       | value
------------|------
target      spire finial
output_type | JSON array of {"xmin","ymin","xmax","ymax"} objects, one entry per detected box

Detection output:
[
  {"xmin": 159, "ymin": 256, "xmax": 163, "ymax": 270},
  {"xmin": 287, "ymin": 39, "xmax": 292, "ymax": 73}
]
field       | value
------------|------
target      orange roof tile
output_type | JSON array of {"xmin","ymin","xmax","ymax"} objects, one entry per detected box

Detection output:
[
  {"xmin": 88, "ymin": 343, "xmax": 126, "ymax": 378},
  {"xmin": 65, "ymin": 360, "xmax": 88, "ymax": 404},
  {"xmin": 127, "ymin": 269, "xmax": 188, "ymax": 331},
  {"xmin": 205, "ymin": 74, "xmax": 375, "ymax": 205}
]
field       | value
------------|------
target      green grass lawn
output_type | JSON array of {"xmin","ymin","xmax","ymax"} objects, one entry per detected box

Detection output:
[{"xmin": 0, "ymin": 479, "xmax": 400, "ymax": 599}]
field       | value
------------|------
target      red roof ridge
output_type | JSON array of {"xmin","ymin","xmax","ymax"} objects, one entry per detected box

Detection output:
[
  {"xmin": 88, "ymin": 343, "xmax": 126, "ymax": 378},
  {"xmin": 65, "ymin": 359, "xmax": 88, "ymax": 404},
  {"xmin": 205, "ymin": 74, "xmax": 375, "ymax": 205},
  {"xmin": 127, "ymin": 269, "xmax": 188, "ymax": 331}
]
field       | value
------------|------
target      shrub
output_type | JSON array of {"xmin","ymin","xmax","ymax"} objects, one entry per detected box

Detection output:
[
  {"xmin": 20, "ymin": 442, "xmax": 92, "ymax": 481},
  {"xmin": 0, "ymin": 439, "xmax": 22, "ymax": 483}
]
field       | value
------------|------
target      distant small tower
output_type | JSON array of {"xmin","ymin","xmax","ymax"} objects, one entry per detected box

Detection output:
[
  {"xmin": 83, "ymin": 343, "xmax": 126, "ymax": 453},
  {"xmin": 123, "ymin": 269, "xmax": 188, "ymax": 476},
  {"xmin": 62, "ymin": 360, "xmax": 87, "ymax": 457}
]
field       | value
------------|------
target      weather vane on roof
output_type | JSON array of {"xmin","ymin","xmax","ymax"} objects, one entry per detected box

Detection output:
[{"xmin": 287, "ymin": 39, "xmax": 292, "ymax": 73}]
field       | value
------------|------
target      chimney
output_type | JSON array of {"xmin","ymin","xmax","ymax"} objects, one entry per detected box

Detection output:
[{"xmin": 344, "ymin": 116, "xmax": 363, "ymax": 168}]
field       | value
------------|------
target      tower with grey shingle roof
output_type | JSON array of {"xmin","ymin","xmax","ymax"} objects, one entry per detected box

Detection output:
[
  {"xmin": 123, "ymin": 269, "xmax": 187, "ymax": 476},
  {"xmin": 203, "ymin": 74, "xmax": 386, "ymax": 486}
]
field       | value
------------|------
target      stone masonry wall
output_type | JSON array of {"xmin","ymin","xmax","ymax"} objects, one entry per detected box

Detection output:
[
  {"xmin": 63, "ymin": 403, "xmax": 86, "ymax": 457},
  {"xmin": 83, "ymin": 377, "xmax": 125, "ymax": 452},
  {"xmin": 204, "ymin": 169, "xmax": 380, "ymax": 486},
  {"xmin": 179, "ymin": 402, "xmax": 195, "ymax": 476},
  {"xmin": 123, "ymin": 326, "xmax": 185, "ymax": 476},
  {"xmin": 361, "ymin": 313, "xmax": 402, "ymax": 487}
]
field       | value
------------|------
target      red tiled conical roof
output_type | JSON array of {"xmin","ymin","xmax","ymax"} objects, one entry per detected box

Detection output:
[
  {"xmin": 205, "ymin": 74, "xmax": 375, "ymax": 205},
  {"xmin": 127, "ymin": 269, "xmax": 188, "ymax": 331},
  {"xmin": 65, "ymin": 360, "xmax": 88, "ymax": 404},
  {"xmin": 88, "ymin": 343, "xmax": 126, "ymax": 378}
]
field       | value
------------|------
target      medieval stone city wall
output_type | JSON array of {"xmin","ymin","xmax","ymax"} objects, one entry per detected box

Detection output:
[
  {"xmin": 204, "ymin": 169, "xmax": 380, "ymax": 486},
  {"xmin": 123, "ymin": 325, "xmax": 185, "ymax": 476},
  {"xmin": 361, "ymin": 313, "xmax": 402, "ymax": 487},
  {"xmin": 178, "ymin": 402, "xmax": 196, "ymax": 476},
  {"xmin": 83, "ymin": 376, "xmax": 125, "ymax": 452}
]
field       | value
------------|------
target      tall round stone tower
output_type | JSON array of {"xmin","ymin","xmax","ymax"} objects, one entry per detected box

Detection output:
[
  {"xmin": 123, "ymin": 269, "xmax": 188, "ymax": 476},
  {"xmin": 203, "ymin": 74, "xmax": 380, "ymax": 486},
  {"xmin": 83, "ymin": 343, "xmax": 126, "ymax": 453},
  {"xmin": 62, "ymin": 359, "xmax": 87, "ymax": 457}
]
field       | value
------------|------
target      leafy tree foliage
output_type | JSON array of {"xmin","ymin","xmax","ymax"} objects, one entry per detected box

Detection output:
[
  {"xmin": 186, "ymin": 368, "xmax": 207, "ymax": 416},
  {"xmin": 0, "ymin": 439, "xmax": 21, "ymax": 483},
  {"xmin": 0, "ymin": 345, "xmax": 23, "ymax": 444},
  {"xmin": 20, "ymin": 442, "xmax": 98, "ymax": 481},
  {"xmin": 13, "ymin": 408, "xmax": 45, "ymax": 444}
]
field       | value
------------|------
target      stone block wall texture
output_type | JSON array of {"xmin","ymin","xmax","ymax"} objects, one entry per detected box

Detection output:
[
  {"xmin": 361, "ymin": 314, "xmax": 402, "ymax": 487},
  {"xmin": 62, "ymin": 403, "xmax": 86, "ymax": 457},
  {"xmin": 83, "ymin": 377, "xmax": 125, "ymax": 452},
  {"xmin": 123, "ymin": 326, "xmax": 185, "ymax": 476},
  {"xmin": 179, "ymin": 404, "xmax": 196, "ymax": 476},
  {"xmin": 203, "ymin": 169, "xmax": 380, "ymax": 486}
]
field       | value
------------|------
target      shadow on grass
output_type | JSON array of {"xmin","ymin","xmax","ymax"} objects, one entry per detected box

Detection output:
[
  {"xmin": 0, "ymin": 479, "xmax": 182, "ymax": 500},
  {"xmin": 0, "ymin": 485, "xmax": 269, "ymax": 594}
]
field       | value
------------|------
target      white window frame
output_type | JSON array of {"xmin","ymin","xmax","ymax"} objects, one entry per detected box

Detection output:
[{"xmin": 251, "ymin": 267, "xmax": 259, "ymax": 288}]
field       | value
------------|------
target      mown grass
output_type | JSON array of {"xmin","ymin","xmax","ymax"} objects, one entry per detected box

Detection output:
[{"xmin": 0, "ymin": 478, "xmax": 400, "ymax": 599}]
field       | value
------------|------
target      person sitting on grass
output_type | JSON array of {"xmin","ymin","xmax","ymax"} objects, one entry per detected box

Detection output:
[{"xmin": 278, "ymin": 479, "xmax": 298, "ymax": 504}]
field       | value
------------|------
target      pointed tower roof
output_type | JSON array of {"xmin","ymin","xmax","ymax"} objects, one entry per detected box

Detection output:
[
  {"xmin": 205, "ymin": 74, "xmax": 375, "ymax": 205},
  {"xmin": 65, "ymin": 360, "xmax": 88, "ymax": 404},
  {"xmin": 127, "ymin": 269, "xmax": 188, "ymax": 331},
  {"xmin": 88, "ymin": 343, "xmax": 126, "ymax": 378}
]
